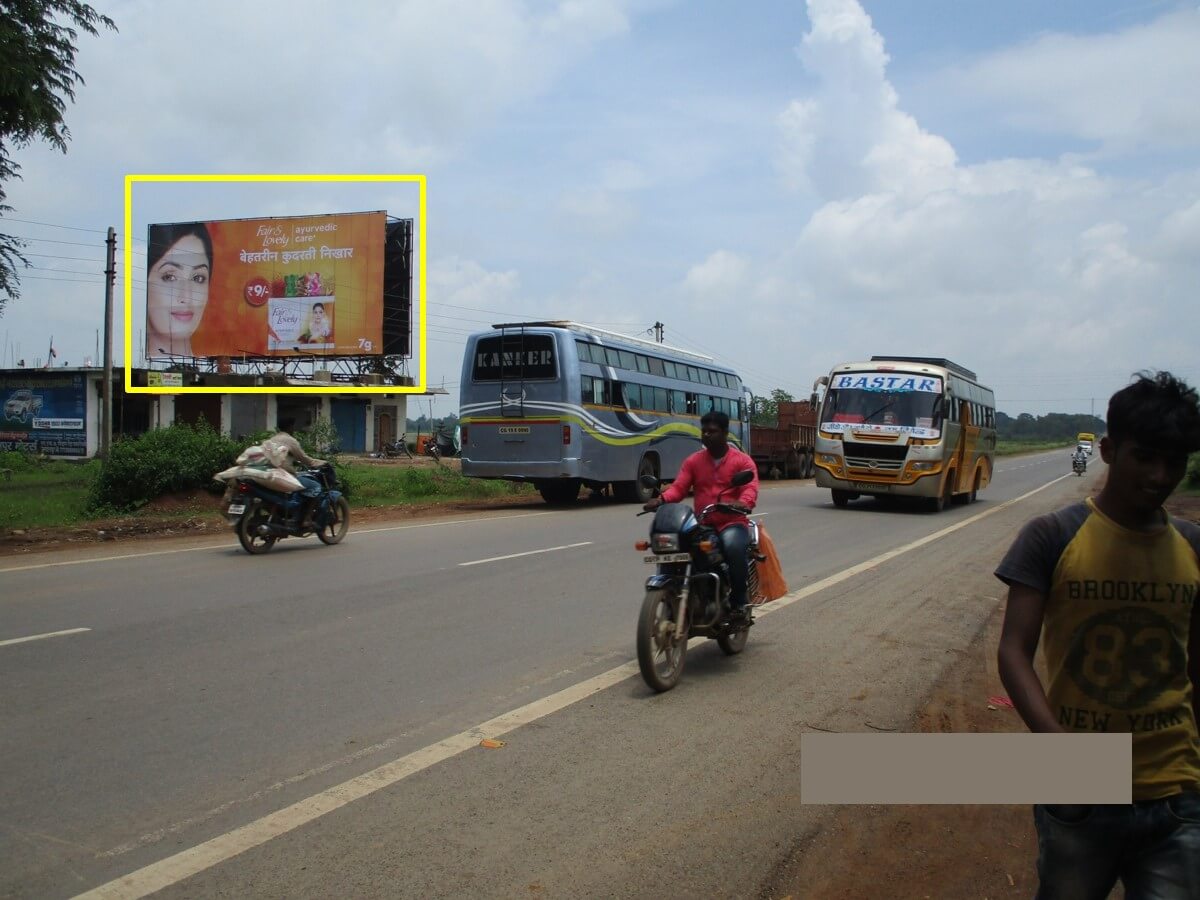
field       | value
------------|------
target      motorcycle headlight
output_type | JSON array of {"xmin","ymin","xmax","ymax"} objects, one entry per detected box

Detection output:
[{"xmin": 652, "ymin": 533, "xmax": 680, "ymax": 553}]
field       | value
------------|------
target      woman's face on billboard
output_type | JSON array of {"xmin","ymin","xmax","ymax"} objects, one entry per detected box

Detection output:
[{"xmin": 148, "ymin": 235, "xmax": 210, "ymax": 344}]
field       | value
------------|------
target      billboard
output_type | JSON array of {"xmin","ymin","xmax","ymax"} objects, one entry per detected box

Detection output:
[
  {"xmin": 146, "ymin": 210, "xmax": 386, "ymax": 360},
  {"xmin": 0, "ymin": 373, "xmax": 87, "ymax": 456}
]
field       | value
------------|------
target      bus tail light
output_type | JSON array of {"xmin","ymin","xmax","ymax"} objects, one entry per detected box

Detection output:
[
  {"xmin": 634, "ymin": 540, "xmax": 650, "ymax": 551},
  {"xmin": 562, "ymin": 424, "xmax": 571, "ymax": 445},
  {"xmin": 460, "ymin": 425, "xmax": 468, "ymax": 446},
  {"xmin": 698, "ymin": 539, "xmax": 716, "ymax": 553}
]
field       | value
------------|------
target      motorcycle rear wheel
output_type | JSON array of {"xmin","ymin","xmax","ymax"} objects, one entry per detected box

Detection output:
[
  {"xmin": 717, "ymin": 621, "xmax": 749, "ymax": 655},
  {"xmin": 317, "ymin": 496, "xmax": 350, "ymax": 545},
  {"xmin": 637, "ymin": 587, "xmax": 687, "ymax": 692},
  {"xmin": 238, "ymin": 504, "xmax": 276, "ymax": 555}
]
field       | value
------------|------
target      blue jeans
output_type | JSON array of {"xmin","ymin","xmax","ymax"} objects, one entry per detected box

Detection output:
[
  {"xmin": 1033, "ymin": 792, "xmax": 1200, "ymax": 899},
  {"xmin": 718, "ymin": 524, "xmax": 751, "ymax": 610}
]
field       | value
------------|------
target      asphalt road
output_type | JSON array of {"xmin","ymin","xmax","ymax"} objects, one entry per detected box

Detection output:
[{"xmin": 0, "ymin": 449, "xmax": 1091, "ymax": 898}]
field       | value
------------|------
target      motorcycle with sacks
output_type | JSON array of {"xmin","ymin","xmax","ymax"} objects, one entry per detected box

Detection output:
[
  {"xmin": 214, "ymin": 442, "xmax": 350, "ymax": 554},
  {"xmin": 634, "ymin": 469, "xmax": 763, "ymax": 692},
  {"xmin": 1072, "ymin": 454, "xmax": 1087, "ymax": 476}
]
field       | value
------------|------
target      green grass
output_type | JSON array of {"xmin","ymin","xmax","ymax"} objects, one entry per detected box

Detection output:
[
  {"xmin": 0, "ymin": 459, "xmax": 100, "ymax": 528},
  {"xmin": 0, "ymin": 456, "xmax": 534, "ymax": 531},
  {"xmin": 346, "ymin": 463, "xmax": 535, "ymax": 507},
  {"xmin": 995, "ymin": 440, "xmax": 1076, "ymax": 457}
]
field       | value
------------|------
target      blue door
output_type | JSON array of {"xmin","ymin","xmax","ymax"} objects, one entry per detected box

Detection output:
[{"xmin": 331, "ymin": 400, "xmax": 367, "ymax": 452}]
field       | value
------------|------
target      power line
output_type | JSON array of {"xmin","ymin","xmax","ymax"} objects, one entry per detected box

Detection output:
[{"xmin": 1, "ymin": 217, "xmax": 113, "ymax": 234}]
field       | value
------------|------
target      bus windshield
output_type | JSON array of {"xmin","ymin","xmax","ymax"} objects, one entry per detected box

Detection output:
[{"xmin": 822, "ymin": 374, "xmax": 944, "ymax": 438}]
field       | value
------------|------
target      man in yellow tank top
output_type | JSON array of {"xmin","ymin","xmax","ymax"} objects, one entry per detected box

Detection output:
[{"xmin": 996, "ymin": 371, "xmax": 1200, "ymax": 899}]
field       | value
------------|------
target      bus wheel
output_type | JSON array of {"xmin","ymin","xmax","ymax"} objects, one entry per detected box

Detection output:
[
  {"xmin": 831, "ymin": 489, "xmax": 851, "ymax": 508},
  {"xmin": 634, "ymin": 456, "xmax": 658, "ymax": 503},
  {"xmin": 537, "ymin": 479, "xmax": 580, "ymax": 505},
  {"xmin": 968, "ymin": 469, "xmax": 981, "ymax": 503},
  {"xmin": 929, "ymin": 472, "xmax": 954, "ymax": 512}
]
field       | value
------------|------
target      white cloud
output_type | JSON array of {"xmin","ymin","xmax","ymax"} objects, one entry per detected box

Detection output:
[
  {"xmin": 430, "ymin": 256, "xmax": 520, "ymax": 309},
  {"xmin": 682, "ymin": 250, "xmax": 749, "ymax": 296},
  {"xmin": 759, "ymin": 0, "xmax": 1200, "ymax": 408},
  {"xmin": 945, "ymin": 8, "xmax": 1200, "ymax": 153}
]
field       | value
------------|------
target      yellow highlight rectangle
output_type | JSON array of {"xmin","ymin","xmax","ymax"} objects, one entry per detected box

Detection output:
[
  {"xmin": 800, "ymin": 733, "xmax": 1132, "ymax": 804},
  {"xmin": 123, "ymin": 173, "xmax": 426, "ymax": 395}
]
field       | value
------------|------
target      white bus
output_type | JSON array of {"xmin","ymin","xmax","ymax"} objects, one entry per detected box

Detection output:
[
  {"xmin": 459, "ymin": 322, "xmax": 750, "ymax": 504},
  {"xmin": 812, "ymin": 356, "xmax": 996, "ymax": 512}
]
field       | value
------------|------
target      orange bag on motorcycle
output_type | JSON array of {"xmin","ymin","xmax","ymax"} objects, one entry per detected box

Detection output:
[{"xmin": 751, "ymin": 525, "xmax": 788, "ymax": 604}]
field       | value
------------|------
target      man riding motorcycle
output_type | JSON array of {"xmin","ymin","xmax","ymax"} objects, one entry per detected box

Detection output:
[
  {"xmin": 642, "ymin": 410, "xmax": 759, "ymax": 624},
  {"xmin": 268, "ymin": 418, "xmax": 327, "ymax": 527},
  {"xmin": 1072, "ymin": 445, "xmax": 1088, "ymax": 472}
]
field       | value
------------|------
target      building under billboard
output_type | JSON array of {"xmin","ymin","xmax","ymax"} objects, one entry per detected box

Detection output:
[
  {"xmin": 0, "ymin": 366, "xmax": 443, "ymax": 458},
  {"xmin": 145, "ymin": 211, "xmax": 413, "ymax": 384}
]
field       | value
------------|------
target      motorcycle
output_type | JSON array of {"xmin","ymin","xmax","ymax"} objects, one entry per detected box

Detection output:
[
  {"xmin": 421, "ymin": 428, "xmax": 457, "ymax": 460},
  {"xmin": 380, "ymin": 436, "xmax": 414, "ymax": 459},
  {"xmin": 222, "ymin": 463, "xmax": 350, "ymax": 554},
  {"xmin": 634, "ymin": 469, "xmax": 761, "ymax": 692},
  {"xmin": 1072, "ymin": 455, "xmax": 1087, "ymax": 476}
]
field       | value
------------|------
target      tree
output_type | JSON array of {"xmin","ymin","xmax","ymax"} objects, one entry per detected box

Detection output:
[
  {"xmin": 750, "ymin": 388, "xmax": 795, "ymax": 427},
  {"xmin": 0, "ymin": 0, "xmax": 117, "ymax": 313}
]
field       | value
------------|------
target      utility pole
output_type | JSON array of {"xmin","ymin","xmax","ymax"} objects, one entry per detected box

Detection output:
[
  {"xmin": 101, "ymin": 227, "xmax": 116, "ymax": 459},
  {"xmin": 653, "ymin": 321, "xmax": 664, "ymax": 343}
]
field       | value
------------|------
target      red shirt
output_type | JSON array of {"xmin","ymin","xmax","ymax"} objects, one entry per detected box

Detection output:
[{"xmin": 661, "ymin": 445, "xmax": 759, "ymax": 531}]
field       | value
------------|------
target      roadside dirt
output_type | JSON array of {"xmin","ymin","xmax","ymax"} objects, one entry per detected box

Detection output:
[{"xmin": 766, "ymin": 491, "xmax": 1200, "ymax": 900}]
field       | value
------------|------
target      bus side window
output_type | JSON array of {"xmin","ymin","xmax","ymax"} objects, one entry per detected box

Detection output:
[
  {"xmin": 624, "ymin": 383, "xmax": 642, "ymax": 409},
  {"xmin": 605, "ymin": 348, "xmax": 621, "ymax": 367},
  {"xmin": 670, "ymin": 389, "xmax": 686, "ymax": 414},
  {"xmin": 635, "ymin": 355, "xmax": 650, "ymax": 374},
  {"xmin": 686, "ymin": 393, "xmax": 698, "ymax": 415},
  {"xmin": 663, "ymin": 361, "xmax": 678, "ymax": 379},
  {"xmin": 648, "ymin": 358, "xmax": 666, "ymax": 377},
  {"xmin": 653, "ymin": 387, "xmax": 668, "ymax": 412}
]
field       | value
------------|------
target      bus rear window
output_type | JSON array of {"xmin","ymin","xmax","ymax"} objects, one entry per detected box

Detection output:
[{"xmin": 473, "ymin": 334, "xmax": 557, "ymax": 381}]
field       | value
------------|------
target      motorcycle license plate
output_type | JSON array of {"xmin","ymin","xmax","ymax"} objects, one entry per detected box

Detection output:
[
  {"xmin": 644, "ymin": 553, "xmax": 690, "ymax": 564},
  {"xmin": 227, "ymin": 503, "xmax": 246, "ymax": 515}
]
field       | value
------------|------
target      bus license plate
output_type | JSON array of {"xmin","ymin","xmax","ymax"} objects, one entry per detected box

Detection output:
[
  {"xmin": 227, "ymin": 503, "xmax": 246, "ymax": 515},
  {"xmin": 852, "ymin": 482, "xmax": 889, "ymax": 492},
  {"xmin": 644, "ymin": 553, "xmax": 690, "ymax": 564}
]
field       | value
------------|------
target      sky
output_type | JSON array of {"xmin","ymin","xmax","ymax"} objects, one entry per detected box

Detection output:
[{"xmin": 2, "ymin": 0, "xmax": 1198, "ymax": 419}]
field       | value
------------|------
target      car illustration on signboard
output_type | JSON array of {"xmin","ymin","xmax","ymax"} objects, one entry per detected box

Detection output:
[{"xmin": 4, "ymin": 390, "xmax": 44, "ymax": 423}]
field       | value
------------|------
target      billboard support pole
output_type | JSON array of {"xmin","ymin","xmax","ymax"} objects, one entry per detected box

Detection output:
[{"xmin": 101, "ymin": 227, "xmax": 116, "ymax": 459}]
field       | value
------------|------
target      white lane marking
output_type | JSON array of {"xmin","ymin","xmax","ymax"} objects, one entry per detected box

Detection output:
[
  {"xmin": 753, "ymin": 472, "xmax": 1073, "ymax": 619},
  {"xmin": 73, "ymin": 469, "xmax": 1073, "ymax": 900},
  {"xmin": 458, "ymin": 541, "xmax": 593, "ymax": 567},
  {"xmin": 0, "ymin": 511, "xmax": 555, "ymax": 575},
  {"xmin": 74, "ymin": 661, "xmax": 642, "ymax": 900},
  {"xmin": 0, "ymin": 627, "xmax": 91, "ymax": 647}
]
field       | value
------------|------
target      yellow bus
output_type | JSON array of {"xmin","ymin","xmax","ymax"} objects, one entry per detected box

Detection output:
[
  {"xmin": 813, "ymin": 356, "xmax": 996, "ymax": 512},
  {"xmin": 1076, "ymin": 432, "xmax": 1096, "ymax": 456}
]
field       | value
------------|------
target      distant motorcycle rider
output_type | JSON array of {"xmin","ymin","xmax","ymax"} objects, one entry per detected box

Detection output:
[
  {"xmin": 268, "ymin": 418, "xmax": 326, "ymax": 527},
  {"xmin": 1072, "ymin": 445, "xmax": 1088, "ymax": 471},
  {"xmin": 642, "ymin": 410, "xmax": 760, "ymax": 623}
]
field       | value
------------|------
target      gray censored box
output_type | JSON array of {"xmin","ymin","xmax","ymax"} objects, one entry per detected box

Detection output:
[{"xmin": 800, "ymin": 733, "xmax": 1132, "ymax": 804}]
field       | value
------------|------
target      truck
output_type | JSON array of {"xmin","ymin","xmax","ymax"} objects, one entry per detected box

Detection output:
[{"xmin": 748, "ymin": 400, "xmax": 818, "ymax": 479}]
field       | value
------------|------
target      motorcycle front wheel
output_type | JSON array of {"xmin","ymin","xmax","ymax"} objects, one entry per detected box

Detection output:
[
  {"xmin": 637, "ymin": 587, "xmax": 687, "ymax": 692},
  {"xmin": 237, "ymin": 503, "xmax": 277, "ymax": 555},
  {"xmin": 317, "ymin": 496, "xmax": 350, "ymax": 545}
]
